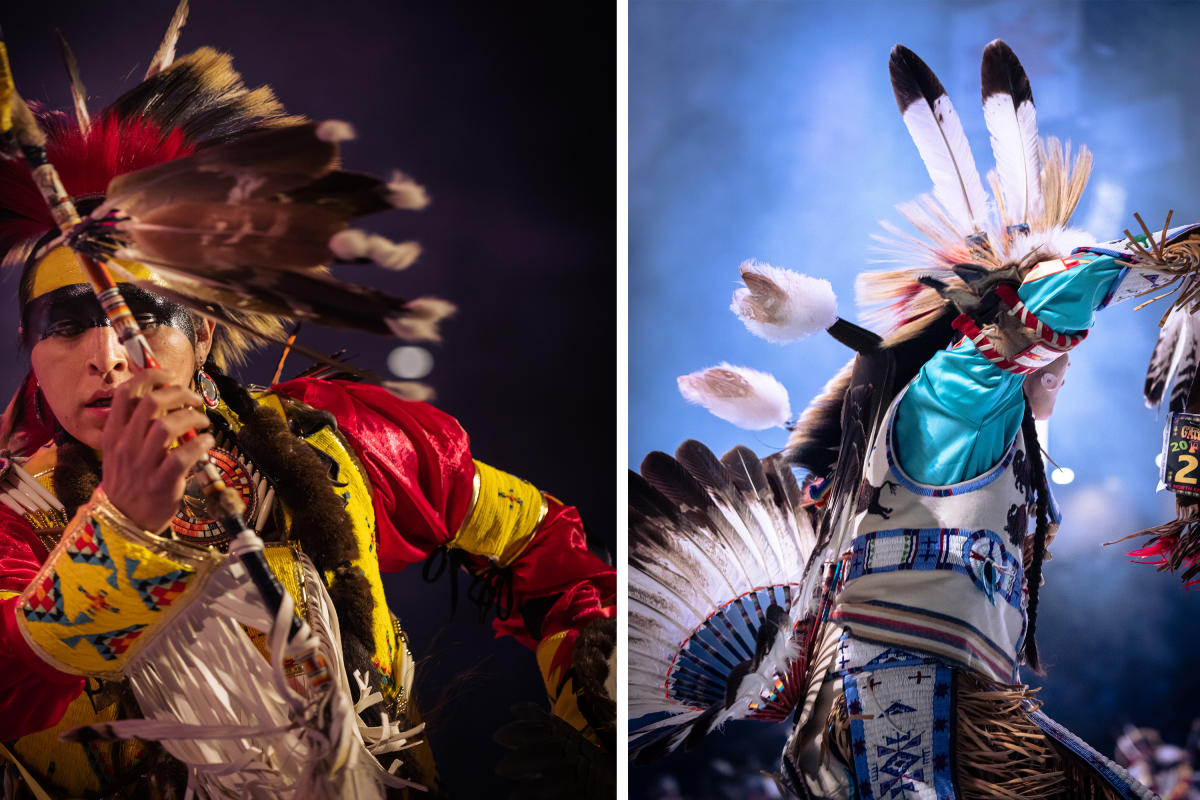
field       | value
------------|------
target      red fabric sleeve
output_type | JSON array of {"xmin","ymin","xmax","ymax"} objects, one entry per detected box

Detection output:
[
  {"xmin": 0, "ymin": 505, "xmax": 86, "ymax": 736},
  {"xmin": 489, "ymin": 496, "xmax": 616, "ymax": 649},
  {"xmin": 272, "ymin": 378, "xmax": 615, "ymax": 648},
  {"xmin": 273, "ymin": 378, "xmax": 476, "ymax": 571}
]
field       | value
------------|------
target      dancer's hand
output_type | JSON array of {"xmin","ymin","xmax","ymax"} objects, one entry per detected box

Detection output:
[{"xmin": 101, "ymin": 369, "xmax": 213, "ymax": 533}]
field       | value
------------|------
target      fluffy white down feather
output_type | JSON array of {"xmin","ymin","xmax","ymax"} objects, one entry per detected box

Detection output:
[
  {"xmin": 1008, "ymin": 225, "xmax": 1094, "ymax": 263},
  {"xmin": 316, "ymin": 120, "xmax": 356, "ymax": 142},
  {"xmin": 677, "ymin": 364, "xmax": 791, "ymax": 430},
  {"xmin": 328, "ymin": 229, "xmax": 422, "ymax": 270},
  {"xmin": 731, "ymin": 260, "xmax": 837, "ymax": 343}
]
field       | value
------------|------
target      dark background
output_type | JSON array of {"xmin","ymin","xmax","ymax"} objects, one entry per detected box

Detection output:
[{"xmin": 2, "ymin": 2, "xmax": 615, "ymax": 796}]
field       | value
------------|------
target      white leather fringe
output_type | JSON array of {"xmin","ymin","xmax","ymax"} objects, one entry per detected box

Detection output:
[{"xmin": 77, "ymin": 551, "xmax": 426, "ymax": 798}]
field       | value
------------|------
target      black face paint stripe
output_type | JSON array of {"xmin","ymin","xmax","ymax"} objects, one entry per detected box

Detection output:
[{"xmin": 23, "ymin": 284, "xmax": 196, "ymax": 346}]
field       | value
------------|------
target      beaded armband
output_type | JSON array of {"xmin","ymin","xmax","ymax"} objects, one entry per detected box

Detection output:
[
  {"xmin": 449, "ymin": 461, "xmax": 548, "ymax": 566},
  {"xmin": 15, "ymin": 487, "xmax": 221, "ymax": 679}
]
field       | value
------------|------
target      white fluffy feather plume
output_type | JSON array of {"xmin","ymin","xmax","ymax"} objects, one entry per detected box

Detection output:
[
  {"xmin": 316, "ymin": 120, "xmax": 356, "ymax": 143},
  {"xmin": 677, "ymin": 364, "xmax": 791, "ymax": 430},
  {"xmin": 329, "ymin": 229, "xmax": 422, "ymax": 270},
  {"xmin": 1006, "ymin": 225, "xmax": 1094, "ymax": 264},
  {"xmin": 981, "ymin": 40, "xmax": 1043, "ymax": 229},
  {"xmin": 731, "ymin": 260, "xmax": 837, "ymax": 344},
  {"xmin": 889, "ymin": 45, "xmax": 991, "ymax": 238},
  {"xmin": 629, "ymin": 444, "xmax": 820, "ymax": 758}
]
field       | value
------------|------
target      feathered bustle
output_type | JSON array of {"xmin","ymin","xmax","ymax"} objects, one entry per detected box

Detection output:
[
  {"xmin": 677, "ymin": 364, "xmax": 791, "ymax": 430},
  {"xmin": 730, "ymin": 260, "xmax": 837, "ymax": 344},
  {"xmin": 629, "ymin": 441, "xmax": 818, "ymax": 758}
]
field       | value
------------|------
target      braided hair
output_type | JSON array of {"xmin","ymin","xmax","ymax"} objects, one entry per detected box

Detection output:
[{"xmin": 1019, "ymin": 401, "xmax": 1052, "ymax": 674}]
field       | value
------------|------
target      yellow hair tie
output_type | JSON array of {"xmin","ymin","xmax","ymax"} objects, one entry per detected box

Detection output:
[{"xmin": 29, "ymin": 247, "xmax": 159, "ymax": 300}]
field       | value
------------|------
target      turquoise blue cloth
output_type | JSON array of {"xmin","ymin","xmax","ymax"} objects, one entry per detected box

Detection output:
[{"xmin": 892, "ymin": 254, "xmax": 1124, "ymax": 485}]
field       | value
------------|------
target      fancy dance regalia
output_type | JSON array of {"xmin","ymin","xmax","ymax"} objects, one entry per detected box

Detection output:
[
  {"xmin": 630, "ymin": 40, "xmax": 1192, "ymax": 799},
  {"xmin": 0, "ymin": 14, "xmax": 615, "ymax": 800}
]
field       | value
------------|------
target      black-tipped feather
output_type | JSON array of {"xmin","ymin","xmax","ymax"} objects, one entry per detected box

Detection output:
[
  {"xmin": 721, "ymin": 445, "xmax": 769, "ymax": 498},
  {"xmin": 674, "ymin": 439, "xmax": 732, "ymax": 493},
  {"xmin": 641, "ymin": 450, "xmax": 715, "ymax": 511},
  {"xmin": 629, "ymin": 470, "xmax": 681, "ymax": 525},
  {"xmin": 980, "ymin": 40, "xmax": 1032, "ymax": 106},
  {"xmin": 888, "ymin": 45, "xmax": 946, "ymax": 115}
]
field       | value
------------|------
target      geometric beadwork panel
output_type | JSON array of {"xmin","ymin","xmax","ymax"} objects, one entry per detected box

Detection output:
[
  {"xmin": 844, "ymin": 660, "xmax": 954, "ymax": 800},
  {"xmin": 61, "ymin": 623, "xmax": 147, "ymax": 661},
  {"xmin": 124, "ymin": 556, "xmax": 191, "ymax": 611},
  {"xmin": 66, "ymin": 519, "xmax": 119, "ymax": 590}
]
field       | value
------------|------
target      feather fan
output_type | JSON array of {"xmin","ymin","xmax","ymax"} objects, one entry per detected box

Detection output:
[
  {"xmin": 980, "ymin": 40, "xmax": 1042, "ymax": 231},
  {"xmin": 629, "ymin": 441, "xmax": 820, "ymax": 760},
  {"xmin": 889, "ymin": 45, "xmax": 991, "ymax": 239}
]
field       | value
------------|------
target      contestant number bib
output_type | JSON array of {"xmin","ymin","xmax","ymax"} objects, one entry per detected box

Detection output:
[{"xmin": 1161, "ymin": 412, "xmax": 1200, "ymax": 496}]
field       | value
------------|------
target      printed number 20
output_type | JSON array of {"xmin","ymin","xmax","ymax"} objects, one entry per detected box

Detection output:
[{"xmin": 1178, "ymin": 454, "xmax": 1200, "ymax": 484}]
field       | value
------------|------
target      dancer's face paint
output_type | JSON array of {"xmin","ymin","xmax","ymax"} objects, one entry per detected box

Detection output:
[{"xmin": 24, "ymin": 250, "xmax": 212, "ymax": 449}]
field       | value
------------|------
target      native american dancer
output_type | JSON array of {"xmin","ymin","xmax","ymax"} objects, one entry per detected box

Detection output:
[
  {"xmin": 630, "ymin": 40, "xmax": 1192, "ymax": 799},
  {"xmin": 0, "ymin": 9, "xmax": 615, "ymax": 799}
]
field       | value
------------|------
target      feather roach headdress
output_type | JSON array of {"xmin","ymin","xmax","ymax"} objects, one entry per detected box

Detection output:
[{"xmin": 0, "ymin": 3, "xmax": 449, "ymax": 374}]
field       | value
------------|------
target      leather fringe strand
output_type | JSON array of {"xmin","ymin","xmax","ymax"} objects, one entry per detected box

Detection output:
[{"xmin": 822, "ymin": 672, "xmax": 1121, "ymax": 799}]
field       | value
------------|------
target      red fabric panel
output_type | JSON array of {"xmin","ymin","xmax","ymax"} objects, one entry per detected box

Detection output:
[
  {"xmin": 489, "ymin": 497, "xmax": 616, "ymax": 648},
  {"xmin": 273, "ymin": 378, "xmax": 476, "ymax": 570},
  {"xmin": 0, "ymin": 505, "xmax": 50, "ymax": 595},
  {"xmin": 0, "ymin": 504, "xmax": 85, "ymax": 736}
]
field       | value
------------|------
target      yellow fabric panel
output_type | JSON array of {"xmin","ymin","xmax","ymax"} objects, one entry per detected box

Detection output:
[
  {"xmin": 535, "ymin": 630, "xmax": 592, "ymax": 738},
  {"xmin": 0, "ymin": 589, "xmax": 17, "ymax": 600},
  {"xmin": 11, "ymin": 678, "xmax": 141, "ymax": 797},
  {"xmin": 451, "ymin": 461, "xmax": 547, "ymax": 566},
  {"xmin": 0, "ymin": 42, "xmax": 14, "ymax": 135},
  {"xmin": 243, "ymin": 542, "xmax": 310, "ymax": 671},
  {"xmin": 24, "ymin": 445, "xmax": 57, "ymax": 496},
  {"xmin": 16, "ymin": 491, "xmax": 221, "ymax": 678},
  {"xmin": 260, "ymin": 394, "xmax": 408, "ymax": 714}
]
